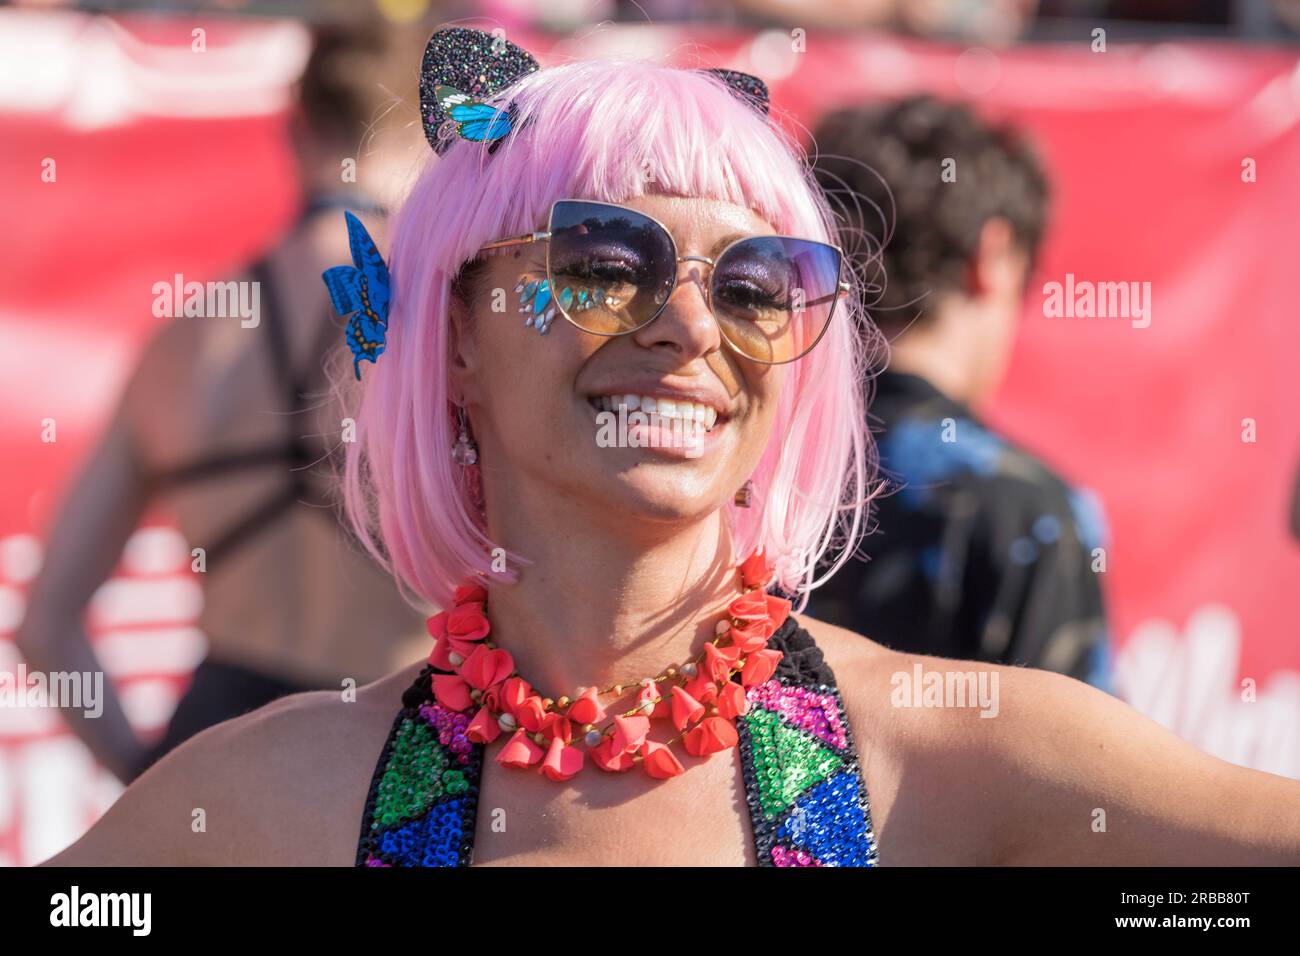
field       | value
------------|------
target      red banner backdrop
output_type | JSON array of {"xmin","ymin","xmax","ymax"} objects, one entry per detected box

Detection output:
[{"xmin": 1, "ymin": 14, "xmax": 1297, "ymax": 865}]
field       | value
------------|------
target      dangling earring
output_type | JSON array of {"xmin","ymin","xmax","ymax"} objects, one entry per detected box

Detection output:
[
  {"xmin": 451, "ymin": 405, "xmax": 478, "ymax": 466},
  {"xmin": 734, "ymin": 479, "xmax": 754, "ymax": 508}
]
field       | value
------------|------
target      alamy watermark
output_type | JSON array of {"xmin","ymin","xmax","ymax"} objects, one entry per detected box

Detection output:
[
  {"xmin": 890, "ymin": 662, "xmax": 999, "ymax": 717},
  {"xmin": 152, "ymin": 273, "xmax": 260, "ymax": 328},
  {"xmin": 1043, "ymin": 273, "xmax": 1151, "ymax": 329},
  {"xmin": 1, "ymin": 666, "xmax": 103, "ymax": 718},
  {"xmin": 50, "ymin": 886, "xmax": 151, "ymax": 936},
  {"xmin": 595, "ymin": 405, "xmax": 706, "ymax": 458}
]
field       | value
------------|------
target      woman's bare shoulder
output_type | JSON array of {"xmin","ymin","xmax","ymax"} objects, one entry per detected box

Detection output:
[
  {"xmin": 796, "ymin": 614, "xmax": 1086, "ymax": 863},
  {"xmin": 797, "ymin": 612, "xmax": 1074, "ymax": 744},
  {"xmin": 43, "ymin": 662, "xmax": 423, "ymax": 866},
  {"xmin": 797, "ymin": 614, "xmax": 1300, "ymax": 864},
  {"xmin": 800, "ymin": 613, "xmax": 1146, "ymax": 788}
]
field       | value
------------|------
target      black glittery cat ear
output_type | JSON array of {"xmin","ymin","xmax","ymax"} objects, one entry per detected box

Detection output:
[
  {"xmin": 699, "ymin": 68, "xmax": 770, "ymax": 117},
  {"xmin": 419, "ymin": 27, "xmax": 541, "ymax": 155}
]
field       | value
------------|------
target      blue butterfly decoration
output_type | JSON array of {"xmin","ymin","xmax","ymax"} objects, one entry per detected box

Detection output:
[
  {"xmin": 434, "ymin": 85, "xmax": 520, "ymax": 153},
  {"xmin": 322, "ymin": 211, "xmax": 392, "ymax": 380}
]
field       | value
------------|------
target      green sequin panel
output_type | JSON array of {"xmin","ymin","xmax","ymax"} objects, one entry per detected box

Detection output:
[
  {"xmin": 371, "ymin": 716, "xmax": 462, "ymax": 830},
  {"xmin": 743, "ymin": 706, "xmax": 844, "ymax": 820}
]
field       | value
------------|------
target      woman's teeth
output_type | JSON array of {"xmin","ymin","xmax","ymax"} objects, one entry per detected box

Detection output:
[{"xmin": 589, "ymin": 394, "xmax": 720, "ymax": 431}]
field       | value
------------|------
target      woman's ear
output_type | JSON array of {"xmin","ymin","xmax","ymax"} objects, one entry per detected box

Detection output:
[{"xmin": 447, "ymin": 278, "xmax": 479, "ymax": 405}]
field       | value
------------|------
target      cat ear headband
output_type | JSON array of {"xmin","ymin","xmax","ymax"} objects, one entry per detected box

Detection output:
[{"xmin": 325, "ymin": 27, "xmax": 770, "ymax": 377}]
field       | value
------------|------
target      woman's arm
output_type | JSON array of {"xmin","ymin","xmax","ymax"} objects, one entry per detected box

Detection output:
[
  {"xmin": 13, "ymin": 402, "xmax": 153, "ymax": 782},
  {"xmin": 881, "ymin": 656, "xmax": 1300, "ymax": 865},
  {"xmin": 41, "ymin": 705, "xmax": 241, "ymax": 866},
  {"xmin": 995, "ymin": 667, "xmax": 1299, "ymax": 864},
  {"xmin": 41, "ymin": 681, "xmax": 393, "ymax": 866}
]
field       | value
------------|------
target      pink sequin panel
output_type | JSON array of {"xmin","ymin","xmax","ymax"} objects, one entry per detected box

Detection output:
[{"xmin": 745, "ymin": 680, "xmax": 848, "ymax": 750}]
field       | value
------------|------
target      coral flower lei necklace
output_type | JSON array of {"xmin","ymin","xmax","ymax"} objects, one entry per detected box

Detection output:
[{"xmin": 425, "ymin": 550, "xmax": 791, "ymax": 781}]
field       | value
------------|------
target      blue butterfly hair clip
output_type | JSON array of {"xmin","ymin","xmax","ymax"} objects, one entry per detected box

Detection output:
[
  {"xmin": 322, "ymin": 211, "xmax": 392, "ymax": 380},
  {"xmin": 434, "ymin": 85, "xmax": 522, "ymax": 154}
]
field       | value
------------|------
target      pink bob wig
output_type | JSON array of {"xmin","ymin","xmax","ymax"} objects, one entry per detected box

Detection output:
[{"xmin": 341, "ymin": 55, "xmax": 881, "ymax": 611}]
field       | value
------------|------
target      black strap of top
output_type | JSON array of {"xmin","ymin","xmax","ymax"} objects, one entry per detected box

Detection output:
[
  {"xmin": 767, "ymin": 603, "xmax": 838, "ymax": 687},
  {"xmin": 148, "ymin": 257, "xmax": 343, "ymax": 569}
]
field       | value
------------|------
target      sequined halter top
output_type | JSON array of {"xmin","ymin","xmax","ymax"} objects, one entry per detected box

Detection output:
[{"xmin": 356, "ymin": 614, "xmax": 880, "ymax": 867}]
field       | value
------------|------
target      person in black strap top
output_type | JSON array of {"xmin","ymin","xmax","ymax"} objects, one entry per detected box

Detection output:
[
  {"xmin": 43, "ymin": 30, "xmax": 1300, "ymax": 867},
  {"xmin": 15, "ymin": 22, "xmax": 428, "ymax": 785}
]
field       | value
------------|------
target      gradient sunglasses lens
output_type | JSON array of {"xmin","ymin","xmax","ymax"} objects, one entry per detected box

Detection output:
[
  {"xmin": 545, "ymin": 200, "xmax": 677, "ymax": 335},
  {"xmin": 709, "ymin": 236, "xmax": 843, "ymax": 364}
]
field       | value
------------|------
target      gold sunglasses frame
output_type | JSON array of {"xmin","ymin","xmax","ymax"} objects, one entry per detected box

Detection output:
[{"xmin": 476, "ymin": 198, "xmax": 851, "ymax": 364}]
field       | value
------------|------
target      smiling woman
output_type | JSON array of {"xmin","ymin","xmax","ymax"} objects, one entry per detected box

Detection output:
[
  {"xmin": 347, "ymin": 44, "xmax": 878, "ymax": 611},
  {"xmin": 41, "ymin": 27, "xmax": 1300, "ymax": 870}
]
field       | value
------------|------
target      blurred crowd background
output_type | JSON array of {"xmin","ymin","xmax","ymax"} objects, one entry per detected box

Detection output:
[{"xmin": 2, "ymin": 0, "xmax": 1299, "ymax": 866}]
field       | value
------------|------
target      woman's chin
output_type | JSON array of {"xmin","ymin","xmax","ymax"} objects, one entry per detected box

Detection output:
[{"xmin": 589, "ymin": 466, "xmax": 734, "ymax": 525}]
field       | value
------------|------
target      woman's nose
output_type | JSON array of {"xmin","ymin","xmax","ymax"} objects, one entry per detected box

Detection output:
[{"xmin": 629, "ymin": 262, "xmax": 721, "ymax": 358}]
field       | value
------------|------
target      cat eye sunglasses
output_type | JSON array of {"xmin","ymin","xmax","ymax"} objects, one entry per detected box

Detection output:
[{"xmin": 478, "ymin": 199, "xmax": 849, "ymax": 364}]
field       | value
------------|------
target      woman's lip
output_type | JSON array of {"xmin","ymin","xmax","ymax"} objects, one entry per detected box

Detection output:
[
  {"xmin": 583, "ymin": 385, "xmax": 733, "ymax": 420},
  {"xmin": 584, "ymin": 395, "xmax": 732, "ymax": 428},
  {"xmin": 587, "ymin": 395, "xmax": 722, "ymax": 429},
  {"xmin": 586, "ymin": 395, "xmax": 724, "ymax": 432},
  {"xmin": 584, "ymin": 399, "xmax": 727, "ymax": 457}
]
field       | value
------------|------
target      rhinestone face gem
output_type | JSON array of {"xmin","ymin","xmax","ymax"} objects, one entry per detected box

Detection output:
[
  {"xmin": 518, "ymin": 278, "xmax": 563, "ymax": 335},
  {"xmin": 533, "ymin": 282, "xmax": 552, "ymax": 314}
]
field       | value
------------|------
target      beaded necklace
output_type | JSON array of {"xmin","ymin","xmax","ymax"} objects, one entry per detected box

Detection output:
[{"xmin": 427, "ymin": 549, "xmax": 788, "ymax": 779}]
